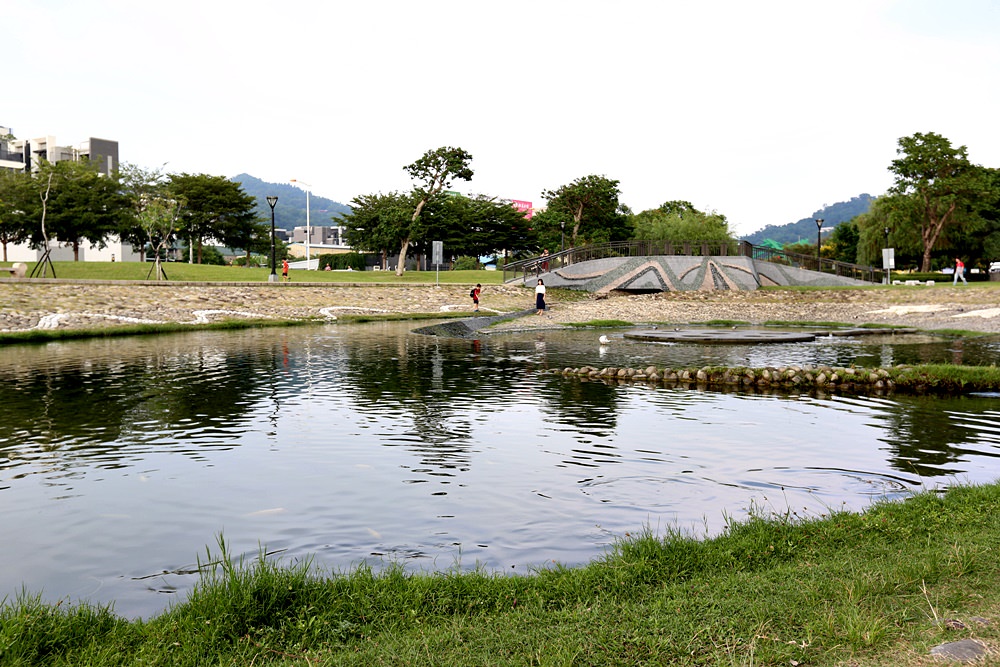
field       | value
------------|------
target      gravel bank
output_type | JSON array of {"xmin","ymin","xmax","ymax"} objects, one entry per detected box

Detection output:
[{"xmin": 1, "ymin": 280, "xmax": 998, "ymax": 334}]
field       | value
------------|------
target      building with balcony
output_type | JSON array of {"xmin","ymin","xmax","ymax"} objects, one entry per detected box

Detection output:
[
  {"xmin": 1, "ymin": 126, "xmax": 119, "ymax": 175},
  {"xmin": 1, "ymin": 125, "xmax": 133, "ymax": 262}
]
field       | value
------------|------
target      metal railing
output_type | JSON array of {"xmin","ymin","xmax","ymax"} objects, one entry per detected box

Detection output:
[
  {"xmin": 502, "ymin": 240, "xmax": 883, "ymax": 285},
  {"xmin": 748, "ymin": 244, "xmax": 883, "ymax": 283}
]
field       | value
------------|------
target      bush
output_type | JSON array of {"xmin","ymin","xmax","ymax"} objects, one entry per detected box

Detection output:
[
  {"xmin": 900, "ymin": 271, "xmax": 990, "ymax": 283},
  {"xmin": 179, "ymin": 245, "xmax": 226, "ymax": 266},
  {"xmin": 317, "ymin": 252, "xmax": 368, "ymax": 271},
  {"xmin": 453, "ymin": 256, "xmax": 480, "ymax": 271}
]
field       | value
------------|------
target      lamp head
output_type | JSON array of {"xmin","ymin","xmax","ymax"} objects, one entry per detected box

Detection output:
[
  {"xmin": 266, "ymin": 196, "xmax": 278, "ymax": 209},
  {"xmin": 815, "ymin": 218, "xmax": 824, "ymax": 229}
]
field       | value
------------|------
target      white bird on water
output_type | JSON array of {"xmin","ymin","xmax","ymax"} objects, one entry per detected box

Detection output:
[{"xmin": 598, "ymin": 335, "xmax": 611, "ymax": 345}]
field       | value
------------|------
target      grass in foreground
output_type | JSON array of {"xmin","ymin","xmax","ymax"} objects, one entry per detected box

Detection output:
[{"xmin": 3, "ymin": 484, "xmax": 1000, "ymax": 666}]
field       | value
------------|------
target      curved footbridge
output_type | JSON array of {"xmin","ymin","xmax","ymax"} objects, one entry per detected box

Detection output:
[{"xmin": 523, "ymin": 255, "xmax": 867, "ymax": 293}]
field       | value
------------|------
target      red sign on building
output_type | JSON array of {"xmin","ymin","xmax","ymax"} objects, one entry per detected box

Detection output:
[{"xmin": 511, "ymin": 199, "xmax": 533, "ymax": 219}]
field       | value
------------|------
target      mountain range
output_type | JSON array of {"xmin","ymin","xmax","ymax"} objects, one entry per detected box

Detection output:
[
  {"xmin": 741, "ymin": 194, "xmax": 874, "ymax": 245},
  {"xmin": 232, "ymin": 174, "xmax": 352, "ymax": 231}
]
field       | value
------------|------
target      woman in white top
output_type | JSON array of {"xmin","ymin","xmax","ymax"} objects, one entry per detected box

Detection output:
[{"xmin": 535, "ymin": 279, "xmax": 546, "ymax": 315}]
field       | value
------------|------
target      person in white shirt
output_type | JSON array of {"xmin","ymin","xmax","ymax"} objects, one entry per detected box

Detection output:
[{"xmin": 535, "ymin": 279, "xmax": 546, "ymax": 315}]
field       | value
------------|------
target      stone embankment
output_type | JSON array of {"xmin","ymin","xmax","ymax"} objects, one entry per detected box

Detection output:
[
  {"xmin": 555, "ymin": 364, "xmax": 897, "ymax": 390},
  {"xmin": 1, "ymin": 279, "xmax": 999, "ymax": 334},
  {"xmin": 553, "ymin": 362, "xmax": 1000, "ymax": 394}
]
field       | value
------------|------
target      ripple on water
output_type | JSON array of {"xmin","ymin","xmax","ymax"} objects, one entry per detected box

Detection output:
[{"xmin": 1, "ymin": 324, "xmax": 999, "ymax": 618}]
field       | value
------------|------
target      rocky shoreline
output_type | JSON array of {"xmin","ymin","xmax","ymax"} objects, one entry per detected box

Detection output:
[{"xmin": 1, "ymin": 279, "xmax": 999, "ymax": 334}]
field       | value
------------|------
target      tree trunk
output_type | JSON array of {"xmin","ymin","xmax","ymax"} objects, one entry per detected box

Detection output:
[
  {"xmin": 919, "ymin": 201, "xmax": 955, "ymax": 272},
  {"xmin": 396, "ymin": 238, "xmax": 410, "ymax": 276},
  {"xmin": 571, "ymin": 203, "xmax": 584, "ymax": 246}
]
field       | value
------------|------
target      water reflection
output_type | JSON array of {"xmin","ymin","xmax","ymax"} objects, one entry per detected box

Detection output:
[{"xmin": 0, "ymin": 323, "xmax": 997, "ymax": 618}]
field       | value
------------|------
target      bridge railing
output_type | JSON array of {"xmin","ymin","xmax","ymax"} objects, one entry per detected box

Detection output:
[
  {"xmin": 749, "ymin": 244, "xmax": 884, "ymax": 283},
  {"xmin": 503, "ymin": 240, "xmax": 884, "ymax": 284}
]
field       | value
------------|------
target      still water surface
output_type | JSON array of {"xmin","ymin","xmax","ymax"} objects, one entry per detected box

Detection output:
[{"xmin": 0, "ymin": 323, "xmax": 998, "ymax": 618}]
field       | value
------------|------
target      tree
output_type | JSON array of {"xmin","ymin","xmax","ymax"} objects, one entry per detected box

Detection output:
[
  {"xmin": 887, "ymin": 132, "xmax": 994, "ymax": 271},
  {"xmin": 137, "ymin": 197, "xmax": 183, "ymax": 280},
  {"xmin": 168, "ymin": 173, "xmax": 257, "ymax": 264},
  {"xmin": 118, "ymin": 162, "xmax": 172, "ymax": 261},
  {"xmin": 853, "ymin": 195, "xmax": 925, "ymax": 268},
  {"xmin": 630, "ymin": 200, "xmax": 732, "ymax": 243},
  {"xmin": 397, "ymin": 147, "xmax": 474, "ymax": 276},
  {"xmin": 0, "ymin": 169, "xmax": 33, "ymax": 261},
  {"xmin": 827, "ymin": 218, "xmax": 860, "ymax": 264},
  {"xmin": 980, "ymin": 168, "xmax": 1000, "ymax": 263},
  {"xmin": 339, "ymin": 191, "xmax": 414, "ymax": 270},
  {"xmin": 22, "ymin": 160, "xmax": 129, "ymax": 261},
  {"xmin": 419, "ymin": 194, "xmax": 537, "ymax": 262},
  {"xmin": 541, "ymin": 175, "xmax": 630, "ymax": 247}
]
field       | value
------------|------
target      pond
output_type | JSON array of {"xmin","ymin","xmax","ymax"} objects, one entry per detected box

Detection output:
[{"xmin": 0, "ymin": 322, "xmax": 998, "ymax": 619}]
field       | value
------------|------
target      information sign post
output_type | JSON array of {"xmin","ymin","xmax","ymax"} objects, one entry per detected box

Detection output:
[
  {"xmin": 882, "ymin": 248, "xmax": 895, "ymax": 285},
  {"xmin": 432, "ymin": 241, "xmax": 443, "ymax": 288}
]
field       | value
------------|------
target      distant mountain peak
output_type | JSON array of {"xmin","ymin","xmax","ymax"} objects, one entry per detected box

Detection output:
[
  {"xmin": 742, "ymin": 194, "xmax": 873, "ymax": 245},
  {"xmin": 231, "ymin": 174, "xmax": 351, "ymax": 230}
]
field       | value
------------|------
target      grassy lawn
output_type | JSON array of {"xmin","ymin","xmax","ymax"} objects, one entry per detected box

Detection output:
[
  {"xmin": 2, "ymin": 484, "xmax": 999, "ymax": 665},
  {"xmin": 2, "ymin": 261, "xmax": 509, "ymax": 285}
]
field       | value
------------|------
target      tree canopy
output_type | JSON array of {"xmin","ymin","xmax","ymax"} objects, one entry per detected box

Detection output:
[
  {"xmin": 168, "ymin": 173, "xmax": 259, "ymax": 264},
  {"xmin": 0, "ymin": 168, "xmax": 33, "ymax": 261},
  {"xmin": 886, "ymin": 132, "xmax": 995, "ymax": 271},
  {"xmin": 339, "ymin": 191, "xmax": 413, "ymax": 269},
  {"xmin": 540, "ymin": 174, "xmax": 630, "ymax": 247},
  {"xmin": 393, "ymin": 146, "xmax": 474, "ymax": 276},
  {"xmin": 630, "ymin": 200, "xmax": 733, "ymax": 243},
  {"xmin": 24, "ymin": 160, "xmax": 130, "ymax": 261},
  {"xmin": 418, "ymin": 193, "xmax": 537, "ymax": 262}
]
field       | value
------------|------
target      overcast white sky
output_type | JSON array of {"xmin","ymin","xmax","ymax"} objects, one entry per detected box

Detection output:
[{"xmin": 6, "ymin": 0, "xmax": 1000, "ymax": 236}]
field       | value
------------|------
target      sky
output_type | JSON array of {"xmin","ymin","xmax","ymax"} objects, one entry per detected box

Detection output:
[{"xmin": 6, "ymin": 0, "xmax": 1000, "ymax": 236}]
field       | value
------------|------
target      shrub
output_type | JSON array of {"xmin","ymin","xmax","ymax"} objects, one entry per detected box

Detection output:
[
  {"xmin": 453, "ymin": 256, "xmax": 480, "ymax": 271},
  {"xmin": 317, "ymin": 252, "xmax": 368, "ymax": 271}
]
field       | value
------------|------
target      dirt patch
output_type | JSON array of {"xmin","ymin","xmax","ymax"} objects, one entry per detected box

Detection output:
[{"xmin": 1, "ymin": 281, "xmax": 998, "ymax": 334}]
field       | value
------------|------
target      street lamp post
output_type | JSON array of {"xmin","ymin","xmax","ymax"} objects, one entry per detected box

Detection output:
[
  {"xmin": 560, "ymin": 220, "xmax": 565, "ymax": 254},
  {"xmin": 290, "ymin": 179, "xmax": 312, "ymax": 269},
  {"xmin": 267, "ymin": 196, "xmax": 278, "ymax": 282},
  {"xmin": 814, "ymin": 218, "xmax": 824, "ymax": 271}
]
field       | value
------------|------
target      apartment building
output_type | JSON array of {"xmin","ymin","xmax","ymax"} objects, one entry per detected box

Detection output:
[
  {"xmin": 0, "ymin": 126, "xmax": 119, "ymax": 175},
  {"xmin": 1, "ymin": 125, "xmax": 135, "ymax": 262}
]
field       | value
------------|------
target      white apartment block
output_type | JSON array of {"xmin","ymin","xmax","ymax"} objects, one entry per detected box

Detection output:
[
  {"xmin": 1, "ymin": 126, "xmax": 119, "ymax": 175},
  {"xmin": 2, "ymin": 125, "xmax": 137, "ymax": 262}
]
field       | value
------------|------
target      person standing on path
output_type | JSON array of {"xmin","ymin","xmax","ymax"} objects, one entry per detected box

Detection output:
[
  {"xmin": 954, "ymin": 257, "xmax": 967, "ymax": 285},
  {"xmin": 282, "ymin": 259, "xmax": 289, "ymax": 282},
  {"xmin": 472, "ymin": 283, "xmax": 481, "ymax": 312},
  {"xmin": 535, "ymin": 279, "xmax": 546, "ymax": 315}
]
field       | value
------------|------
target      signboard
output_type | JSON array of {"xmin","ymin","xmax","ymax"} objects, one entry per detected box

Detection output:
[
  {"xmin": 432, "ymin": 240, "xmax": 443, "ymax": 266},
  {"xmin": 882, "ymin": 247, "xmax": 895, "ymax": 270},
  {"xmin": 511, "ymin": 200, "xmax": 533, "ymax": 219}
]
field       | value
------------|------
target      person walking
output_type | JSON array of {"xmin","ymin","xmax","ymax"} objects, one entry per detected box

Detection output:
[
  {"xmin": 282, "ymin": 258, "xmax": 289, "ymax": 282},
  {"xmin": 535, "ymin": 279, "xmax": 546, "ymax": 315},
  {"xmin": 953, "ymin": 257, "xmax": 967, "ymax": 285},
  {"xmin": 471, "ymin": 283, "xmax": 481, "ymax": 312}
]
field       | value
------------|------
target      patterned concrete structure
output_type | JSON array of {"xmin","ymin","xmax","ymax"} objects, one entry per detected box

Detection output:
[{"xmin": 527, "ymin": 256, "xmax": 866, "ymax": 292}]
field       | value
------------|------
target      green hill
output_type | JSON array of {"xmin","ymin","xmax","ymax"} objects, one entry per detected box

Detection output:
[
  {"xmin": 232, "ymin": 174, "xmax": 352, "ymax": 231},
  {"xmin": 742, "ymin": 194, "xmax": 873, "ymax": 245}
]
